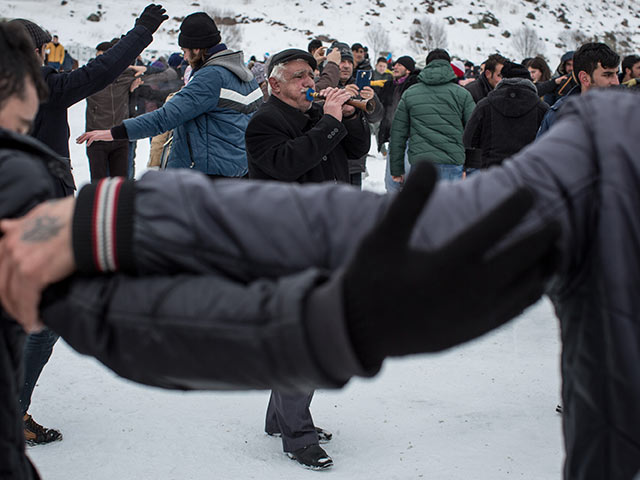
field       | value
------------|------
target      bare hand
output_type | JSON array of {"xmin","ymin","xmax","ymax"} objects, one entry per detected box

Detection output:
[
  {"xmin": 320, "ymin": 87, "xmax": 353, "ymax": 121},
  {"xmin": 76, "ymin": 130, "xmax": 114, "ymax": 146},
  {"xmin": 458, "ymin": 78, "xmax": 475, "ymax": 87},
  {"xmin": 344, "ymin": 84, "xmax": 360, "ymax": 97},
  {"xmin": 313, "ymin": 46, "xmax": 327, "ymax": 64},
  {"xmin": 128, "ymin": 65, "xmax": 147, "ymax": 77},
  {"xmin": 326, "ymin": 47, "xmax": 341, "ymax": 66},
  {"xmin": 555, "ymin": 75, "xmax": 568, "ymax": 85},
  {"xmin": 392, "ymin": 175, "xmax": 404, "ymax": 183},
  {"xmin": 360, "ymin": 86, "xmax": 374, "ymax": 100},
  {"xmin": 130, "ymin": 77, "xmax": 143, "ymax": 92},
  {"xmin": 0, "ymin": 197, "xmax": 76, "ymax": 332}
]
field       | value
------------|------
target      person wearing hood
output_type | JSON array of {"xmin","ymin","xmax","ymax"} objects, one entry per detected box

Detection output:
[
  {"xmin": 463, "ymin": 62, "xmax": 549, "ymax": 174},
  {"xmin": 389, "ymin": 48, "xmax": 475, "ymax": 182},
  {"xmin": 77, "ymin": 12, "xmax": 263, "ymax": 178},
  {"xmin": 544, "ymin": 50, "xmax": 576, "ymax": 106}
]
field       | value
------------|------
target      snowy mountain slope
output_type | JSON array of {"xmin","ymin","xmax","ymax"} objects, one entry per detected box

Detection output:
[{"xmin": 2, "ymin": 0, "xmax": 638, "ymax": 67}]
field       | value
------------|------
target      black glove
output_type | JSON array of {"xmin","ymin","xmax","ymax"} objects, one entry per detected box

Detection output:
[
  {"xmin": 135, "ymin": 4, "xmax": 168, "ymax": 34},
  {"xmin": 343, "ymin": 162, "xmax": 559, "ymax": 368}
]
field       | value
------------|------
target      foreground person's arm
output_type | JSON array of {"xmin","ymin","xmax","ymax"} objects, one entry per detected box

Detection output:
[{"xmin": 34, "ymin": 164, "xmax": 557, "ymax": 391}]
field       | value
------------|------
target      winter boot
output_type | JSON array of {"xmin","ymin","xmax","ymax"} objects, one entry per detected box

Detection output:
[{"xmin": 23, "ymin": 414, "xmax": 62, "ymax": 446}]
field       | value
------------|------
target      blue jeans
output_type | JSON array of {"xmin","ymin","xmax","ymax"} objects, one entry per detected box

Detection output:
[
  {"xmin": 385, "ymin": 149, "xmax": 412, "ymax": 193},
  {"xmin": 19, "ymin": 328, "xmax": 59, "ymax": 415},
  {"xmin": 434, "ymin": 163, "xmax": 464, "ymax": 181}
]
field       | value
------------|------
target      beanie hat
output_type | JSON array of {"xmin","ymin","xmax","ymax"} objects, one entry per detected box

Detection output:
[
  {"xmin": 331, "ymin": 42, "xmax": 354, "ymax": 63},
  {"xmin": 501, "ymin": 61, "xmax": 532, "ymax": 80},
  {"xmin": 178, "ymin": 12, "xmax": 221, "ymax": 49},
  {"xmin": 168, "ymin": 52, "xmax": 183, "ymax": 68},
  {"xmin": 450, "ymin": 59, "xmax": 465, "ymax": 78},
  {"xmin": 9, "ymin": 19, "xmax": 51, "ymax": 50},
  {"xmin": 394, "ymin": 55, "xmax": 415, "ymax": 73}
]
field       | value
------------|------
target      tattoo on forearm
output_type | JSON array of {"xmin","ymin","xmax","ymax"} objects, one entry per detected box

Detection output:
[{"xmin": 21, "ymin": 216, "xmax": 64, "ymax": 242}]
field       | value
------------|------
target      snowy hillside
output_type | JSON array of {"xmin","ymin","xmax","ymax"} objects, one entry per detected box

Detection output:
[{"xmin": 3, "ymin": 0, "xmax": 639, "ymax": 67}]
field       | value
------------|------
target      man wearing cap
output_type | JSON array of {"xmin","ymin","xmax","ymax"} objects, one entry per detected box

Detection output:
[
  {"xmin": 9, "ymin": 4, "xmax": 168, "ymax": 446},
  {"xmin": 245, "ymin": 48, "xmax": 370, "ymax": 469},
  {"xmin": 78, "ymin": 11, "xmax": 263, "ymax": 178}
]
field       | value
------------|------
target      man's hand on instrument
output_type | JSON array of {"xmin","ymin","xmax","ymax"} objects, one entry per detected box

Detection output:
[
  {"xmin": 0, "ymin": 197, "xmax": 76, "ymax": 332},
  {"xmin": 320, "ymin": 87, "xmax": 353, "ymax": 121},
  {"xmin": 76, "ymin": 129, "xmax": 114, "ymax": 146}
]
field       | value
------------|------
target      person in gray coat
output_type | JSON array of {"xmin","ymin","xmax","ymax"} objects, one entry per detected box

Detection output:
[{"xmin": 2, "ymin": 90, "xmax": 640, "ymax": 479}]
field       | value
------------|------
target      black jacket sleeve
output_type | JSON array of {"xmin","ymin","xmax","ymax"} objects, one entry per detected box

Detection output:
[
  {"xmin": 340, "ymin": 112, "xmax": 371, "ymax": 160},
  {"xmin": 43, "ymin": 25, "xmax": 153, "ymax": 108}
]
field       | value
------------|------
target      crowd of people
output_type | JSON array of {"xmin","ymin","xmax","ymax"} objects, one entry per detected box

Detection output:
[{"xmin": 1, "ymin": 3, "xmax": 640, "ymax": 479}]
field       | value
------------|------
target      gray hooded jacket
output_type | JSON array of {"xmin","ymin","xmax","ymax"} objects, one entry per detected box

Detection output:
[{"xmin": 44, "ymin": 90, "xmax": 640, "ymax": 479}]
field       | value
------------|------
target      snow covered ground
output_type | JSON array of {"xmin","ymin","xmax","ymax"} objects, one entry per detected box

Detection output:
[{"xmin": 24, "ymin": 103, "xmax": 565, "ymax": 479}]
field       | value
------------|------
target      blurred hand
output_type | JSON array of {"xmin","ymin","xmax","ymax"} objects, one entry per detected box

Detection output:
[
  {"xmin": 555, "ymin": 75, "xmax": 568, "ymax": 85},
  {"xmin": 76, "ymin": 130, "xmax": 114, "ymax": 146},
  {"xmin": 392, "ymin": 175, "xmax": 404, "ymax": 183},
  {"xmin": 360, "ymin": 86, "xmax": 374, "ymax": 100},
  {"xmin": 0, "ymin": 197, "xmax": 76, "ymax": 333},
  {"xmin": 326, "ymin": 47, "xmax": 341, "ymax": 66},
  {"xmin": 313, "ymin": 46, "xmax": 327, "ymax": 64}
]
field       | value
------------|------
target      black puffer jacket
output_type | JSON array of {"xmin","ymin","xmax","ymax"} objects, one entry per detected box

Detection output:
[
  {"xmin": 0, "ymin": 129, "xmax": 65, "ymax": 480},
  {"xmin": 463, "ymin": 78, "xmax": 549, "ymax": 168},
  {"xmin": 464, "ymin": 72, "xmax": 493, "ymax": 103},
  {"xmin": 376, "ymin": 71, "xmax": 419, "ymax": 149}
]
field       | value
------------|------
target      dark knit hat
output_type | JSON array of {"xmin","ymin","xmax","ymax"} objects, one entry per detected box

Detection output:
[
  {"xmin": 95, "ymin": 41, "xmax": 113, "ymax": 53},
  {"xmin": 394, "ymin": 55, "xmax": 415, "ymax": 73},
  {"xmin": 178, "ymin": 12, "xmax": 221, "ymax": 49},
  {"xmin": 501, "ymin": 61, "xmax": 532, "ymax": 80},
  {"xmin": 331, "ymin": 42, "xmax": 353, "ymax": 63},
  {"xmin": 9, "ymin": 19, "xmax": 51, "ymax": 50},
  {"xmin": 267, "ymin": 48, "xmax": 317, "ymax": 77},
  {"xmin": 168, "ymin": 52, "xmax": 183, "ymax": 68}
]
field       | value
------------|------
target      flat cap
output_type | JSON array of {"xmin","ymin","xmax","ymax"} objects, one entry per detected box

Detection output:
[{"xmin": 267, "ymin": 48, "xmax": 317, "ymax": 77}]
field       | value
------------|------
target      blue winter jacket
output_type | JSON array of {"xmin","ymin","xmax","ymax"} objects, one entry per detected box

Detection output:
[{"xmin": 123, "ymin": 50, "xmax": 263, "ymax": 176}]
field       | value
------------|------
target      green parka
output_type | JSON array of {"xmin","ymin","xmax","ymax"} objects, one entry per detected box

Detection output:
[{"xmin": 389, "ymin": 60, "xmax": 475, "ymax": 176}]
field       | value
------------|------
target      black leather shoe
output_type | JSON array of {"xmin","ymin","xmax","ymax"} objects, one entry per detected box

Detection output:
[{"xmin": 287, "ymin": 444, "xmax": 333, "ymax": 470}]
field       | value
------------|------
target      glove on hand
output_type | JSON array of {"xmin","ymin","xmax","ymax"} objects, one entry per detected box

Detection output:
[
  {"xmin": 343, "ymin": 162, "xmax": 559, "ymax": 368},
  {"xmin": 135, "ymin": 4, "xmax": 168, "ymax": 34}
]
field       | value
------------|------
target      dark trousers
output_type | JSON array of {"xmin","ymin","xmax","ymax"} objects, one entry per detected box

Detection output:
[
  {"xmin": 87, "ymin": 140, "xmax": 130, "ymax": 182},
  {"xmin": 19, "ymin": 328, "xmax": 59, "ymax": 415},
  {"xmin": 265, "ymin": 390, "xmax": 318, "ymax": 452},
  {"xmin": 350, "ymin": 172, "xmax": 362, "ymax": 189}
]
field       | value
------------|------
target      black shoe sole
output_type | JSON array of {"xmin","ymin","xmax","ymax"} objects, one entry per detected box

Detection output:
[{"xmin": 286, "ymin": 453, "xmax": 334, "ymax": 470}]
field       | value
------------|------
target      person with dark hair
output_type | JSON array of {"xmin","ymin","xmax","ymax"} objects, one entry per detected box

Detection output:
[
  {"xmin": 85, "ymin": 41, "xmax": 142, "ymax": 181},
  {"xmin": 350, "ymin": 41, "xmax": 371, "ymax": 80},
  {"xmin": 372, "ymin": 56, "xmax": 392, "ymax": 83},
  {"xmin": 44, "ymin": 34, "xmax": 64, "ymax": 70},
  {"xmin": 525, "ymin": 56, "xmax": 566, "ymax": 104},
  {"xmin": 389, "ymin": 48, "xmax": 474, "ymax": 182},
  {"xmin": 464, "ymin": 53, "xmax": 507, "ymax": 103},
  {"xmin": 8, "ymin": 3, "xmax": 168, "ymax": 447},
  {"xmin": 620, "ymin": 54, "xmax": 640, "ymax": 84},
  {"xmin": 538, "ymin": 42, "xmax": 619, "ymax": 136},
  {"xmin": 0, "ymin": 20, "xmax": 74, "ymax": 479},
  {"xmin": 463, "ymin": 61, "xmax": 548, "ymax": 174},
  {"xmin": 544, "ymin": 50, "xmax": 576, "ymax": 106},
  {"xmin": 376, "ymin": 55, "xmax": 419, "ymax": 190},
  {"xmin": 308, "ymin": 39, "xmax": 322, "ymax": 55},
  {"xmin": 78, "ymin": 11, "xmax": 263, "ymax": 179}
]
